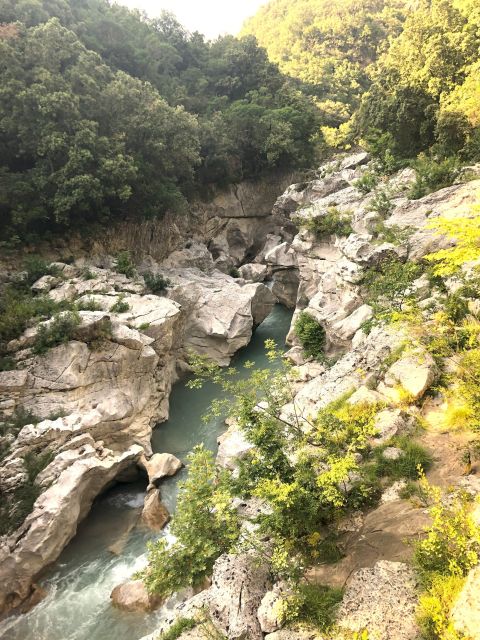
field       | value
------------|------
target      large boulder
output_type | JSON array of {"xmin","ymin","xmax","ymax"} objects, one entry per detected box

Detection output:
[
  {"xmin": 142, "ymin": 452, "xmax": 183, "ymax": 487},
  {"xmin": 451, "ymin": 565, "xmax": 480, "ymax": 640},
  {"xmin": 111, "ymin": 579, "xmax": 163, "ymax": 612},
  {"xmin": 141, "ymin": 488, "xmax": 170, "ymax": 531},
  {"xmin": 336, "ymin": 561, "xmax": 419, "ymax": 640},
  {"xmin": 381, "ymin": 350, "xmax": 436, "ymax": 401}
]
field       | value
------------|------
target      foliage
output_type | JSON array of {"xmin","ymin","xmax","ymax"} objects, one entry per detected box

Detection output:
[
  {"xmin": 141, "ymin": 445, "xmax": 240, "ymax": 598},
  {"xmin": 294, "ymin": 312, "xmax": 326, "ymax": 360},
  {"xmin": 299, "ymin": 207, "xmax": 353, "ymax": 238},
  {"xmin": 109, "ymin": 297, "xmax": 130, "ymax": 313},
  {"xmin": 32, "ymin": 311, "xmax": 81, "ymax": 355},
  {"xmin": 417, "ymin": 573, "xmax": 464, "ymax": 640},
  {"xmin": 425, "ymin": 204, "xmax": 480, "ymax": 276},
  {"xmin": 143, "ymin": 271, "xmax": 172, "ymax": 294},
  {"xmin": 413, "ymin": 479, "xmax": 480, "ymax": 580},
  {"xmin": 278, "ymin": 583, "xmax": 343, "ymax": 631},
  {"xmin": 77, "ymin": 298, "xmax": 102, "ymax": 312},
  {"xmin": 158, "ymin": 618, "xmax": 197, "ymax": 640},
  {"xmin": 115, "ymin": 251, "xmax": 135, "ymax": 279},
  {"xmin": 354, "ymin": 171, "xmax": 379, "ymax": 194},
  {"xmin": 409, "ymin": 155, "xmax": 460, "ymax": 200},
  {"xmin": 362, "ymin": 258, "xmax": 423, "ymax": 320},
  {"xmin": 372, "ymin": 436, "xmax": 432, "ymax": 480},
  {"xmin": 367, "ymin": 189, "xmax": 393, "ymax": 217}
]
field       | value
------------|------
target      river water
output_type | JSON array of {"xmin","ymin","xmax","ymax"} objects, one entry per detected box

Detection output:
[{"xmin": 0, "ymin": 305, "xmax": 293, "ymax": 640}]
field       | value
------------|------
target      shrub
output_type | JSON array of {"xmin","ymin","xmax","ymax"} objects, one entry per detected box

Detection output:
[
  {"xmin": 363, "ymin": 259, "xmax": 423, "ymax": 318},
  {"xmin": 22, "ymin": 256, "xmax": 59, "ymax": 287},
  {"xmin": 353, "ymin": 171, "xmax": 379, "ymax": 194},
  {"xmin": 373, "ymin": 436, "xmax": 432, "ymax": 480},
  {"xmin": 143, "ymin": 271, "xmax": 171, "ymax": 294},
  {"xmin": 409, "ymin": 155, "xmax": 460, "ymax": 200},
  {"xmin": 81, "ymin": 267, "xmax": 96, "ymax": 280},
  {"xmin": 158, "ymin": 618, "xmax": 197, "ymax": 640},
  {"xmin": 368, "ymin": 190, "xmax": 393, "ymax": 217},
  {"xmin": 417, "ymin": 574, "xmax": 465, "ymax": 640},
  {"xmin": 77, "ymin": 297, "xmax": 102, "ymax": 311},
  {"xmin": 294, "ymin": 312, "xmax": 326, "ymax": 360},
  {"xmin": 279, "ymin": 583, "xmax": 343, "ymax": 631},
  {"xmin": 229, "ymin": 266, "xmax": 240, "ymax": 278},
  {"xmin": 115, "ymin": 251, "xmax": 135, "ymax": 278},
  {"xmin": 300, "ymin": 206, "xmax": 353, "ymax": 237},
  {"xmin": 110, "ymin": 297, "xmax": 130, "ymax": 313},
  {"xmin": 32, "ymin": 311, "xmax": 81, "ymax": 355}
]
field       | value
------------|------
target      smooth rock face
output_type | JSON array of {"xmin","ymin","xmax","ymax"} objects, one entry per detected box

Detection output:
[
  {"xmin": 451, "ymin": 565, "xmax": 480, "ymax": 639},
  {"xmin": 111, "ymin": 579, "xmax": 162, "ymax": 612},
  {"xmin": 337, "ymin": 561, "xmax": 419, "ymax": 640}
]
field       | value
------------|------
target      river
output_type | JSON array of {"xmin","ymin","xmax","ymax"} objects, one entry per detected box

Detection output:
[{"xmin": 0, "ymin": 304, "xmax": 293, "ymax": 640}]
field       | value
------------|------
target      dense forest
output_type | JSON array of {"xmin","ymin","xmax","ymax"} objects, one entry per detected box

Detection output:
[
  {"xmin": 244, "ymin": 0, "xmax": 480, "ymax": 164},
  {"xmin": 0, "ymin": 0, "xmax": 319, "ymax": 242},
  {"xmin": 1, "ymin": 0, "xmax": 480, "ymax": 243}
]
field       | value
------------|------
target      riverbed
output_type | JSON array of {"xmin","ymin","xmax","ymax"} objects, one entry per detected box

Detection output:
[{"xmin": 0, "ymin": 304, "xmax": 293, "ymax": 640}]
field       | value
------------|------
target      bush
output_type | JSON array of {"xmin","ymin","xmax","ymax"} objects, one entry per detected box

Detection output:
[
  {"xmin": 115, "ymin": 251, "xmax": 135, "ymax": 278},
  {"xmin": 417, "ymin": 573, "xmax": 465, "ymax": 640},
  {"xmin": 367, "ymin": 189, "xmax": 393, "ymax": 217},
  {"xmin": 363, "ymin": 259, "xmax": 423, "ymax": 318},
  {"xmin": 294, "ymin": 312, "xmax": 326, "ymax": 360},
  {"xmin": 353, "ymin": 171, "xmax": 379, "ymax": 194},
  {"xmin": 158, "ymin": 618, "xmax": 197, "ymax": 640},
  {"xmin": 229, "ymin": 267, "xmax": 240, "ymax": 278},
  {"xmin": 22, "ymin": 256, "xmax": 59, "ymax": 287},
  {"xmin": 143, "ymin": 271, "xmax": 171, "ymax": 294},
  {"xmin": 110, "ymin": 298, "xmax": 130, "ymax": 313},
  {"xmin": 32, "ymin": 311, "xmax": 81, "ymax": 355},
  {"xmin": 77, "ymin": 297, "xmax": 102, "ymax": 311},
  {"xmin": 279, "ymin": 583, "xmax": 343, "ymax": 631},
  {"xmin": 409, "ymin": 155, "xmax": 460, "ymax": 200},
  {"xmin": 300, "ymin": 207, "xmax": 353, "ymax": 237}
]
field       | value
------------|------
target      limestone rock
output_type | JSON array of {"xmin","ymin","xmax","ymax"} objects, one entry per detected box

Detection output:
[
  {"xmin": 337, "ymin": 561, "xmax": 419, "ymax": 640},
  {"xmin": 272, "ymin": 269, "xmax": 300, "ymax": 308},
  {"xmin": 238, "ymin": 263, "xmax": 267, "ymax": 282},
  {"xmin": 451, "ymin": 565, "xmax": 480, "ymax": 640},
  {"xmin": 257, "ymin": 583, "xmax": 290, "ymax": 633},
  {"xmin": 265, "ymin": 631, "xmax": 320, "ymax": 640},
  {"xmin": 31, "ymin": 274, "xmax": 60, "ymax": 293},
  {"xmin": 111, "ymin": 579, "xmax": 162, "ymax": 612},
  {"xmin": 373, "ymin": 409, "xmax": 407, "ymax": 443},
  {"xmin": 382, "ymin": 446, "xmax": 403, "ymax": 461},
  {"xmin": 383, "ymin": 350, "xmax": 436, "ymax": 400},
  {"xmin": 217, "ymin": 424, "xmax": 254, "ymax": 470},
  {"xmin": 141, "ymin": 488, "xmax": 170, "ymax": 531},
  {"xmin": 143, "ymin": 452, "xmax": 183, "ymax": 486},
  {"xmin": 265, "ymin": 242, "xmax": 298, "ymax": 269}
]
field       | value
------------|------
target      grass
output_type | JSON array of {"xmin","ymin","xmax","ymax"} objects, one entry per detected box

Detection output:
[
  {"xmin": 157, "ymin": 618, "xmax": 197, "ymax": 640},
  {"xmin": 373, "ymin": 436, "xmax": 433, "ymax": 480},
  {"xmin": 280, "ymin": 583, "xmax": 344, "ymax": 631}
]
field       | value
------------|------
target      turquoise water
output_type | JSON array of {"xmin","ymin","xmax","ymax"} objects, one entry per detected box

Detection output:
[{"xmin": 0, "ymin": 305, "xmax": 292, "ymax": 640}]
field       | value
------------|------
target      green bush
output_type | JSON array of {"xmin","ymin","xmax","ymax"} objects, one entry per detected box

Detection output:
[
  {"xmin": 110, "ymin": 298, "xmax": 130, "ymax": 313},
  {"xmin": 279, "ymin": 583, "xmax": 343, "ymax": 631},
  {"xmin": 158, "ymin": 618, "xmax": 197, "ymax": 640},
  {"xmin": 32, "ymin": 311, "xmax": 81, "ymax": 355},
  {"xmin": 144, "ymin": 271, "xmax": 171, "ymax": 294},
  {"xmin": 229, "ymin": 267, "xmax": 240, "ymax": 278},
  {"xmin": 77, "ymin": 298, "xmax": 102, "ymax": 311},
  {"xmin": 294, "ymin": 311, "xmax": 326, "ymax": 360},
  {"xmin": 300, "ymin": 207, "xmax": 353, "ymax": 237},
  {"xmin": 22, "ymin": 256, "xmax": 59, "ymax": 287},
  {"xmin": 368, "ymin": 189, "xmax": 393, "ymax": 217},
  {"xmin": 115, "ymin": 251, "xmax": 135, "ymax": 278},
  {"xmin": 409, "ymin": 155, "xmax": 460, "ymax": 200},
  {"xmin": 363, "ymin": 259, "xmax": 423, "ymax": 318},
  {"xmin": 353, "ymin": 171, "xmax": 379, "ymax": 194}
]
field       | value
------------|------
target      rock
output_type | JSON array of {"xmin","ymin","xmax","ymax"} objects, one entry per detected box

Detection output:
[
  {"xmin": 265, "ymin": 242, "xmax": 298, "ymax": 269},
  {"xmin": 0, "ymin": 370, "xmax": 30, "ymax": 392},
  {"xmin": 265, "ymin": 631, "xmax": 319, "ymax": 640},
  {"xmin": 337, "ymin": 561, "xmax": 419, "ymax": 640},
  {"xmin": 141, "ymin": 488, "xmax": 170, "ymax": 531},
  {"xmin": 0, "ymin": 445, "xmax": 143, "ymax": 614},
  {"xmin": 271, "ymin": 269, "xmax": 300, "ymax": 308},
  {"xmin": 257, "ymin": 583, "xmax": 290, "ymax": 633},
  {"xmin": 330, "ymin": 304, "xmax": 373, "ymax": 342},
  {"xmin": 383, "ymin": 350, "xmax": 436, "ymax": 400},
  {"xmin": 451, "ymin": 565, "xmax": 480, "ymax": 640},
  {"xmin": 111, "ymin": 579, "xmax": 162, "ymax": 612},
  {"xmin": 382, "ymin": 446, "xmax": 404, "ymax": 461},
  {"xmin": 238, "ymin": 263, "xmax": 267, "ymax": 282},
  {"xmin": 142, "ymin": 453, "xmax": 183, "ymax": 486},
  {"xmin": 216, "ymin": 424, "xmax": 254, "ymax": 470},
  {"xmin": 348, "ymin": 386, "xmax": 385, "ymax": 406},
  {"xmin": 162, "ymin": 242, "xmax": 215, "ymax": 272},
  {"xmin": 381, "ymin": 480, "xmax": 407, "ymax": 503},
  {"xmin": 31, "ymin": 274, "xmax": 60, "ymax": 293},
  {"xmin": 179, "ymin": 552, "xmax": 271, "ymax": 640},
  {"xmin": 373, "ymin": 409, "xmax": 407, "ymax": 443}
]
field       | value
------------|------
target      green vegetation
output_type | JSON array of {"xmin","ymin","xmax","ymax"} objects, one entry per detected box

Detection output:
[
  {"xmin": 409, "ymin": 155, "xmax": 460, "ymax": 200},
  {"xmin": 141, "ymin": 445, "xmax": 240, "ymax": 598},
  {"xmin": 353, "ymin": 171, "xmax": 379, "ymax": 195},
  {"xmin": 77, "ymin": 298, "xmax": 102, "ymax": 312},
  {"xmin": 143, "ymin": 272, "xmax": 172, "ymax": 294},
  {"xmin": 115, "ymin": 252, "xmax": 136, "ymax": 279},
  {"xmin": 413, "ymin": 475, "xmax": 480, "ymax": 639},
  {"xmin": 298, "ymin": 207, "xmax": 353, "ymax": 238},
  {"xmin": 158, "ymin": 618, "xmax": 197, "ymax": 640},
  {"xmin": 32, "ymin": 311, "xmax": 81, "ymax": 355},
  {"xmin": 367, "ymin": 189, "xmax": 393, "ymax": 217},
  {"xmin": 110, "ymin": 297, "xmax": 130, "ymax": 314},
  {"xmin": 0, "ymin": 1, "xmax": 319, "ymax": 243},
  {"xmin": 294, "ymin": 311, "xmax": 326, "ymax": 360},
  {"xmin": 279, "ymin": 583, "xmax": 343, "ymax": 631},
  {"xmin": 372, "ymin": 436, "xmax": 432, "ymax": 480}
]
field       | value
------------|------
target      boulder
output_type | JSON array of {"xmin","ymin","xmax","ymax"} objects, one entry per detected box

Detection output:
[
  {"xmin": 383, "ymin": 350, "xmax": 436, "ymax": 400},
  {"xmin": 238, "ymin": 263, "xmax": 267, "ymax": 282},
  {"xmin": 337, "ymin": 561, "xmax": 419, "ymax": 640},
  {"xmin": 382, "ymin": 446, "xmax": 404, "ymax": 461},
  {"xmin": 265, "ymin": 242, "xmax": 298, "ymax": 269},
  {"xmin": 141, "ymin": 488, "xmax": 170, "ymax": 531},
  {"xmin": 272, "ymin": 269, "xmax": 300, "ymax": 308},
  {"xmin": 111, "ymin": 579, "xmax": 163, "ymax": 612},
  {"xmin": 373, "ymin": 409, "xmax": 407, "ymax": 443},
  {"xmin": 257, "ymin": 583, "xmax": 290, "ymax": 633},
  {"xmin": 143, "ymin": 452, "xmax": 183, "ymax": 486},
  {"xmin": 31, "ymin": 274, "xmax": 60, "ymax": 293},
  {"xmin": 265, "ymin": 632, "xmax": 319, "ymax": 640}
]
